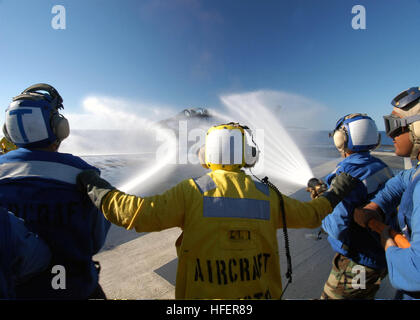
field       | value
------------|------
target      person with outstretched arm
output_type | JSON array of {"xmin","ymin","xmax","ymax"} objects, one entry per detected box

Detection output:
[{"xmin": 77, "ymin": 122, "xmax": 360, "ymax": 299}]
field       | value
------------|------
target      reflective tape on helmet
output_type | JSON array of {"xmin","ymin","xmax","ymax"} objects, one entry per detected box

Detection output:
[
  {"xmin": 206, "ymin": 127, "xmax": 243, "ymax": 165},
  {"xmin": 347, "ymin": 118, "xmax": 379, "ymax": 149},
  {"xmin": 6, "ymin": 104, "xmax": 49, "ymax": 145}
]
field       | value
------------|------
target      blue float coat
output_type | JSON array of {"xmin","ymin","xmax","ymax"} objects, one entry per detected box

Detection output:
[
  {"xmin": 0, "ymin": 148, "xmax": 110, "ymax": 299},
  {"xmin": 321, "ymin": 152, "xmax": 393, "ymax": 269}
]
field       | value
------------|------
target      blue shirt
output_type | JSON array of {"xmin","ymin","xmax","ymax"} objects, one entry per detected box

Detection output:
[
  {"xmin": 322, "ymin": 152, "xmax": 393, "ymax": 269},
  {"xmin": 372, "ymin": 165, "xmax": 420, "ymax": 298}
]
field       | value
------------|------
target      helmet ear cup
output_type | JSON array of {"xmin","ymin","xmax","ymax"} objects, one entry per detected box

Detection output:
[
  {"xmin": 411, "ymin": 121, "xmax": 420, "ymax": 139},
  {"xmin": 50, "ymin": 112, "xmax": 70, "ymax": 143},
  {"xmin": 243, "ymin": 130, "xmax": 259, "ymax": 167},
  {"xmin": 244, "ymin": 144, "xmax": 258, "ymax": 167},
  {"xmin": 333, "ymin": 128, "xmax": 347, "ymax": 154},
  {"xmin": 2, "ymin": 123, "xmax": 12, "ymax": 143},
  {"xmin": 198, "ymin": 145, "xmax": 209, "ymax": 169},
  {"xmin": 375, "ymin": 132, "xmax": 381, "ymax": 150}
]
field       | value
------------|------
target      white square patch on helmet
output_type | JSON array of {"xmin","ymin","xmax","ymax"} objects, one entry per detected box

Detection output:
[
  {"xmin": 348, "ymin": 118, "xmax": 378, "ymax": 147},
  {"xmin": 206, "ymin": 128, "xmax": 243, "ymax": 165},
  {"xmin": 6, "ymin": 104, "xmax": 49, "ymax": 145}
]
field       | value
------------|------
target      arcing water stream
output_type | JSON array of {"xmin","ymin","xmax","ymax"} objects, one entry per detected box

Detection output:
[
  {"xmin": 217, "ymin": 91, "xmax": 314, "ymax": 187},
  {"xmin": 60, "ymin": 99, "xmax": 178, "ymax": 194},
  {"xmin": 62, "ymin": 91, "xmax": 314, "ymax": 193},
  {"xmin": 117, "ymin": 124, "xmax": 177, "ymax": 192}
]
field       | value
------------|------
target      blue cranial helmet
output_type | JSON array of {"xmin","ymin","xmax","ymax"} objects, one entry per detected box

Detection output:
[
  {"xmin": 3, "ymin": 84, "xmax": 69, "ymax": 148},
  {"xmin": 331, "ymin": 113, "xmax": 380, "ymax": 153}
]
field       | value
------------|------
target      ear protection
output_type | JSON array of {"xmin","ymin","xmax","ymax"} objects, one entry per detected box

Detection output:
[
  {"xmin": 242, "ymin": 126, "xmax": 259, "ymax": 167},
  {"xmin": 198, "ymin": 144, "xmax": 207, "ymax": 169},
  {"xmin": 3, "ymin": 83, "xmax": 70, "ymax": 148},
  {"xmin": 331, "ymin": 113, "xmax": 380, "ymax": 154},
  {"xmin": 200, "ymin": 122, "xmax": 259, "ymax": 171}
]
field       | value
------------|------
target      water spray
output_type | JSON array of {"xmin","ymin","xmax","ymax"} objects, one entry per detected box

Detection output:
[
  {"xmin": 117, "ymin": 124, "xmax": 177, "ymax": 193},
  {"xmin": 61, "ymin": 97, "xmax": 178, "ymax": 194},
  {"xmin": 215, "ymin": 92, "xmax": 315, "ymax": 186},
  {"xmin": 65, "ymin": 92, "xmax": 316, "ymax": 194}
]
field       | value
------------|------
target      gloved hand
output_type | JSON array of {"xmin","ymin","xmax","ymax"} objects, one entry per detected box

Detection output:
[
  {"xmin": 306, "ymin": 178, "xmax": 327, "ymax": 199},
  {"xmin": 353, "ymin": 207, "xmax": 383, "ymax": 228},
  {"xmin": 76, "ymin": 169, "xmax": 116, "ymax": 209},
  {"xmin": 319, "ymin": 172, "xmax": 361, "ymax": 208}
]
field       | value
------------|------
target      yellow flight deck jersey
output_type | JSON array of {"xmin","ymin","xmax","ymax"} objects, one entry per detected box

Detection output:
[{"xmin": 101, "ymin": 169, "xmax": 332, "ymax": 299}]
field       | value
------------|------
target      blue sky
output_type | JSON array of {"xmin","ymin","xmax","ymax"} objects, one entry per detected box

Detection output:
[{"xmin": 1, "ymin": 0, "xmax": 420, "ymax": 130}]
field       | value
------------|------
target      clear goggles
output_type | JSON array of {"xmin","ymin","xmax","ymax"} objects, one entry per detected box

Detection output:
[{"xmin": 383, "ymin": 114, "xmax": 420, "ymax": 138}]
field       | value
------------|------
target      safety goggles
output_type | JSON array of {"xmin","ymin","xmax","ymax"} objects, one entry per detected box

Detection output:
[{"xmin": 383, "ymin": 114, "xmax": 420, "ymax": 138}]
